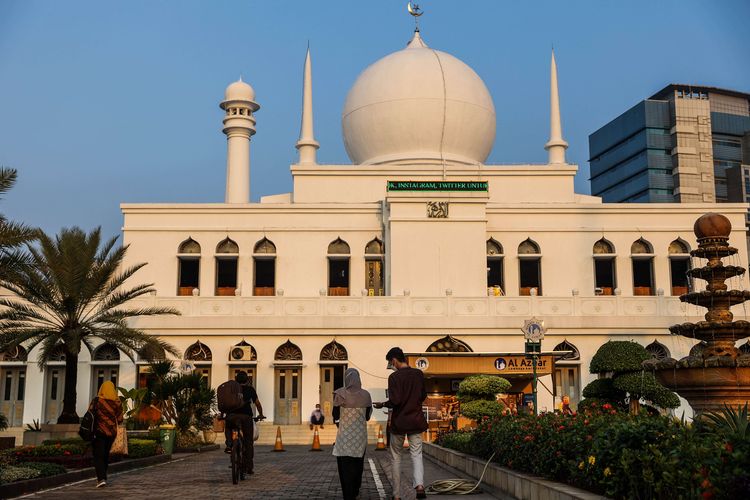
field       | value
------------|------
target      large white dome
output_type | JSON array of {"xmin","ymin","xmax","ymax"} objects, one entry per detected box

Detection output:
[{"xmin": 342, "ymin": 32, "xmax": 496, "ymax": 166}]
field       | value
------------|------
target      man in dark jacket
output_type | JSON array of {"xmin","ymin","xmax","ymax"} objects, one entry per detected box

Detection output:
[
  {"xmin": 373, "ymin": 347, "xmax": 427, "ymax": 499},
  {"xmin": 224, "ymin": 371, "xmax": 264, "ymax": 474}
]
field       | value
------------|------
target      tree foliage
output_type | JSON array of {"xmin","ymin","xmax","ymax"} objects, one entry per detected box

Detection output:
[
  {"xmin": 613, "ymin": 372, "xmax": 680, "ymax": 409},
  {"xmin": 582, "ymin": 378, "xmax": 626, "ymax": 401},
  {"xmin": 0, "ymin": 167, "xmax": 36, "ymax": 280},
  {"xmin": 457, "ymin": 375, "xmax": 510, "ymax": 420},
  {"xmin": 589, "ymin": 341, "xmax": 651, "ymax": 374},
  {"xmin": 0, "ymin": 227, "xmax": 179, "ymax": 423}
]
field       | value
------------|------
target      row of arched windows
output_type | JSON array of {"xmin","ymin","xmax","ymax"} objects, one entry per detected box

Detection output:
[
  {"xmin": 176, "ymin": 237, "xmax": 385, "ymax": 297},
  {"xmin": 486, "ymin": 237, "xmax": 692, "ymax": 297}
]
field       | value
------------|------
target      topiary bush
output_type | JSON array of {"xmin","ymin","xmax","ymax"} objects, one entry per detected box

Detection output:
[
  {"xmin": 589, "ymin": 341, "xmax": 651, "ymax": 374},
  {"xmin": 582, "ymin": 378, "xmax": 626, "ymax": 401},
  {"xmin": 613, "ymin": 372, "xmax": 680, "ymax": 409},
  {"xmin": 460, "ymin": 399, "xmax": 505, "ymax": 421},
  {"xmin": 457, "ymin": 375, "xmax": 511, "ymax": 401}
]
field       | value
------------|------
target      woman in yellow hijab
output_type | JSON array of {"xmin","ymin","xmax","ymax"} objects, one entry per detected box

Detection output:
[{"xmin": 88, "ymin": 380, "xmax": 123, "ymax": 488}]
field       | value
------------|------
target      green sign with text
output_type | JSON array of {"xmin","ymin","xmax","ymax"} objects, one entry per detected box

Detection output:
[{"xmin": 386, "ymin": 181, "xmax": 488, "ymax": 192}]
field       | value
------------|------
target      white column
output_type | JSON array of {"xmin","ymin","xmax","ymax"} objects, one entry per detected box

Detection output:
[
  {"xmin": 544, "ymin": 50, "xmax": 568, "ymax": 164},
  {"xmin": 296, "ymin": 47, "xmax": 319, "ymax": 165},
  {"xmin": 225, "ymin": 130, "xmax": 252, "ymax": 203}
]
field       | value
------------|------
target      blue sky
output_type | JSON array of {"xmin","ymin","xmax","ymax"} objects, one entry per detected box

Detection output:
[{"xmin": 1, "ymin": 0, "xmax": 748, "ymax": 238}]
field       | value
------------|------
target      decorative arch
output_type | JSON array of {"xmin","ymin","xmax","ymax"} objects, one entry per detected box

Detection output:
[
  {"xmin": 518, "ymin": 239, "xmax": 540, "ymax": 254},
  {"xmin": 138, "ymin": 344, "xmax": 166, "ymax": 362},
  {"xmin": 646, "ymin": 340, "xmax": 670, "ymax": 360},
  {"xmin": 668, "ymin": 238, "xmax": 690, "ymax": 254},
  {"xmin": 365, "ymin": 238, "xmax": 384, "ymax": 255},
  {"xmin": 254, "ymin": 238, "xmax": 276, "ymax": 254},
  {"xmin": 216, "ymin": 238, "xmax": 239, "ymax": 254},
  {"xmin": 0, "ymin": 345, "xmax": 28, "ymax": 362},
  {"xmin": 178, "ymin": 238, "xmax": 201, "ymax": 254},
  {"xmin": 593, "ymin": 238, "xmax": 615, "ymax": 254},
  {"xmin": 185, "ymin": 341, "xmax": 212, "ymax": 362},
  {"xmin": 553, "ymin": 340, "xmax": 580, "ymax": 361},
  {"xmin": 49, "ymin": 344, "xmax": 67, "ymax": 362},
  {"xmin": 427, "ymin": 335, "xmax": 473, "ymax": 353},
  {"xmin": 487, "ymin": 238, "xmax": 503, "ymax": 255},
  {"xmin": 631, "ymin": 238, "xmax": 653, "ymax": 254},
  {"xmin": 230, "ymin": 340, "xmax": 257, "ymax": 361},
  {"xmin": 328, "ymin": 238, "xmax": 350, "ymax": 255},
  {"xmin": 93, "ymin": 343, "xmax": 120, "ymax": 361},
  {"xmin": 320, "ymin": 340, "xmax": 348, "ymax": 361},
  {"xmin": 275, "ymin": 340, "xmax": 302, "ymax": 361}
]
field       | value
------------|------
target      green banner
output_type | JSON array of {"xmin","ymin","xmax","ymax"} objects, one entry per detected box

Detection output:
[{"xmin": 386, "ymin": 180, "xmax": 488, "ymax": 192}]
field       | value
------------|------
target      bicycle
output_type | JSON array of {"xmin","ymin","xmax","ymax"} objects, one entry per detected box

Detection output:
[{"xmin": 229, "ymin": 415, "xmax": 265, "ymax": 484}]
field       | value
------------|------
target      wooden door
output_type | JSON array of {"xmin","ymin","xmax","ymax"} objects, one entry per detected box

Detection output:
[
  {"xmin": 0, "ymin": 368, "xmax": 25, "ymax": 427},
  {"xmin": 274, "ymin": 368, "xmax": 301, "ymax": 425},
  {"xmin": 44, "ymin": 368, "xmax": 65, "ymax": 424},
  {"xmin": 319, "ymin": 365, "xmax": 345, "ymax": 422},
  {"xmin": 365, "ymin": 260, "xmax": 384, "ymax": 296},
  {"xmin": 229, "ymin": 366, "xmax": 257, "ymax": 388},
  {"xmin": 554, "ymin": 366, "xmax": 581, "ymax": 409}
]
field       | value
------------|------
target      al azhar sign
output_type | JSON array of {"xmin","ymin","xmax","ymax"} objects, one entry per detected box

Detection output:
[{"xmin": 522, "ymin": 317, "xmax": 546, "ymax": 342}]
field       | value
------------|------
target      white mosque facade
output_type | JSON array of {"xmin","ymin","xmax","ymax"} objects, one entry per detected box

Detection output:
[{"xmin": 3, "ymin": 31, "xmax": 748, "ymax": 430}]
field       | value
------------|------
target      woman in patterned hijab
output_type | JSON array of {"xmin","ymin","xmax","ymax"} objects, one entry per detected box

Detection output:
[{"xmin": 332, "ymin": 368, "xmax": 372, "ymax": 500}]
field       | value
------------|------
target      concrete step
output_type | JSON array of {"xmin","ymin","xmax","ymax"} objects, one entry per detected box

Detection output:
[{"xmin": 252, "ymin": 422, "xmax": 385, "ymax": 445}]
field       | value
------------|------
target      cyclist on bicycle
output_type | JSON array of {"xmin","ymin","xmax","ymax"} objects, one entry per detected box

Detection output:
[{"xmin": 223, "ymin": 371, "xmax": 264, "ymax": 475}]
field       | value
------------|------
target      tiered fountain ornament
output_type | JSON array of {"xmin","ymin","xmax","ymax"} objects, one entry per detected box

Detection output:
[{"xmin": 648, "ymin": 212, "xmax": 750, "ymax": 413}]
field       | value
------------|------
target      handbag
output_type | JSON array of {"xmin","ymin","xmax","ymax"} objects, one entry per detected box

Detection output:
[
  {"xmin": 79, "ymin": 399, "xmax": 98, "ymax": 441},
  {"xmin": 253, "ymin": 421, "xmax": 260, "ymax": 442}
]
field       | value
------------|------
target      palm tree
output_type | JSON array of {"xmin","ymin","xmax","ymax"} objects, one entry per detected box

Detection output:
[
  {"xmin": 0, "ymin": 167, "xmax": 36, "ymax": 279},
  {"xmin": 0, "ymin": 227, "xmax": 179, "ymax": 424}
]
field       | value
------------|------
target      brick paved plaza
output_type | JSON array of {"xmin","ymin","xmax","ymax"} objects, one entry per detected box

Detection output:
[{"xmin": 19, "ymin": 446, "xmax": 501, "ymax": 499}]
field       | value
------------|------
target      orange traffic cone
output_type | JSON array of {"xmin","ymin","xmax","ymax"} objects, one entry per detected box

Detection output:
[
  {"xmin": 310, "ymin": 426, "xmax": 322, "ymax": 451},
  {"xmin": 273, "ymin": 426, "xmax": 285, "ymax": 452},
  {"xmin": 403, "ymin": 434, "xmax": 410, "ymax": 449},
  {"xmin": 375, "ymin": 425, "xmax": 386, "ymax": 451}
]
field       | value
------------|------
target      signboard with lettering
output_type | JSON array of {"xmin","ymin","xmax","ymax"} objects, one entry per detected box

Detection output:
[
  {"xmin": 387, "ymin": 181, "xmax": 488, "ymax": 192},
  {"xmin": 404, "ymin": 353, "xmax": 553, "ymax": 377}
]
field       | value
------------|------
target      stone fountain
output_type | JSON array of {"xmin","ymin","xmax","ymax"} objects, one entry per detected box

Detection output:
[{"xmin": 648, "ymin": 212, "xmax": 750, "ymax": 413}]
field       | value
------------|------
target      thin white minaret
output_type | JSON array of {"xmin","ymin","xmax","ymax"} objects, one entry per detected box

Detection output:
[
  {"xmin": 220, "ymin": 78, "xmax": 259, "ymax": 203},
  {"xmin": 295, "ymin": 47, "xmax": 319, "ymax": 165},
  {"xmin": 544, "ymin": 49, "xmax": 568, "ymax": 164}
]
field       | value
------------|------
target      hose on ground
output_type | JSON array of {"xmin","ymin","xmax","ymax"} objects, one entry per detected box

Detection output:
[{"xmin": 425, "ymin": 452, "xmax": 496, "ymax": 495}]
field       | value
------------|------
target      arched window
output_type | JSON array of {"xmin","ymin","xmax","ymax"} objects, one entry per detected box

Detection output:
[
  {"xmin": 320, "ymin": 341, "xmax": 348, "ymax": 361},
  {"xmin": 185, "ymin": 341, "xmax": 212, "ymax": 362},
  {"xmin": 553, "ymin": 340, "xmax": 581, "ymax": 408},
  {"xmin": 253, "ymin": 238, "xmax": 276, "ymax": 296},
  {"xmin": 0, "ymin": 345, "xmax": 27, "ymax": 362},
  {"xmin": 328, "ymin": 238, "xmax": 350, "ymax": 296},
  {"xmin": 275, "ymin": 340, "xmax": 303, "ymax": 361},
  {"xmin": 49, "ymin": 344, "xmax": 67, "ymax": 362},
  {"xmin": 631, "ymin": 238, "xmax": 654, "ymax": 295},
  {"xmin": 487, "ymin": 239, "xmax": 504, "ymax": 295},
  {"xmin": 518, "ymin": 239, "xmax": 542, "ymax": 296},
  {"xmin": 646, "ymin": 341, "xmax": 670, "ymax": 360},
  {"xmin": 229, "ymin": 340, "xmax": 257, "ymax": 361},
  {"xmin": 365, "ymin": 238, "xmax": 385, "ymax": 296},
  {"xmin": 177, "ymin": 238, "xmax": 201, "ymax": 296},
  {"xmin": 593, "ymin": 239, "xmax": 616, "ymax": 295},
  {"xmin": 668, "ymin": 239, "xmax": 691, "ymax": 296},
  {"xmin": 93, "ymin": 343, "xmax": 120, "ymax": 361},
  {"xmin": 216, "ymin": 238, "xmax": 239, "ymax": 296},
  {"xmin": 553, "ymin": 340, "xmax": 580, "ymax": 361},
  {"xmin": 426, "ymin": 335, "xmax": 473, "ymax": 353},
  {"xmin": 138, "ymin": 344, "xmax": 166, "ymax": 362}
]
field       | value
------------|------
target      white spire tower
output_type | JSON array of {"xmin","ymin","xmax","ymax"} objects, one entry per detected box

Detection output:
[
  {"xmin": 220, "ymin": 78, "xmax": 259, "ymax": 203},
  {"xmin": 295, "ymin": 47, "xmax": 319, "ymax": 165},
  {"xmin": 544, "ymin": 49, "xmax": 568, "ymax": 164}
]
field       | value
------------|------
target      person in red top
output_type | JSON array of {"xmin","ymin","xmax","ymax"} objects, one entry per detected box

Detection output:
[
  {"xmin": 373, "ymin": 347, "xmax": 428, "ymax": 500},
  {"xmin": 88, "ymin": 381, "xmax": 123, "ymax": 488}
]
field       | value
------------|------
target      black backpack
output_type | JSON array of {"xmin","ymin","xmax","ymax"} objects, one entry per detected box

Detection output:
[{"xmin": 79, "ymin": 399, "xmax": 97, "ymax": 441}]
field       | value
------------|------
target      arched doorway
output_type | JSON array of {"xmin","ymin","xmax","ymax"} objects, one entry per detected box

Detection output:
[
  {"xmin": 274, "ymin": 340, "xmax": 303, "ymax": 424},
  {"xmin": 553, "ymin": 340, "xmax": 581, "ymax": 410},
  {"xmin": 91, "ymin": 343, "xmax": 120, "ymax": 399},
  {"xmin": 0, "ymin": 346, "xmax": 27, "ymax": 427},
  {"xmin": 319, "ymin": 341, "xmax": 348, "ymax": 421},
  {"xmin": 44, "ymin": 345, "xmax": 67, "ymax": 423}
]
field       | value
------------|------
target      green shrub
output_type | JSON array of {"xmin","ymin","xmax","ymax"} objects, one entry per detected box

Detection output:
[
  {"xmin": 0, "ymin": 465, "xmax": 41, "ymax": 484},
  {"xmin": 436, "ymin": 431, "xmax": 473, "ymax": 454},
  {"xmin": 457, "ymin": 375, "xmax": 511, "ymax": 401},
  {"xmin": 17, "ymin": 462, "xmax": 67, "ymax": 477},
  {"xmin": 10, "ymin": 443, "xmax": 87, "ymax": 458},
  {"xmin": 613, "ymin": 372, "xmax": 680, "ymax": 409},
  {"xmin": 41, "ymin": 437, "xmax": 87, "ymax": 447},
  {"xmin": 0, "ymin": 412, "xmax": 8, "ymax": 432},
  {"xmin": 460, "ymin": 399, "xmax": 504, "ymax": 421},
  {"xmin": 589, "ymin": 341, "xmax": 651, "ymax": 374},
  {"xmin": 127, "ymin": 439, "xmax": 158, "ymax": 459}
]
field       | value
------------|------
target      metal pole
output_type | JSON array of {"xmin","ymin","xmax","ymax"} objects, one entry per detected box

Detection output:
[{"xmin": 532, "ymin": 352, "xmax": 538, "ymax": 416}]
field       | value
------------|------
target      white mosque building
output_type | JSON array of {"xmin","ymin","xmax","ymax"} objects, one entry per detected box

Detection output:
[{"xmin": 2, "ymin": 28, "xmax": 748, "ymax": 433}]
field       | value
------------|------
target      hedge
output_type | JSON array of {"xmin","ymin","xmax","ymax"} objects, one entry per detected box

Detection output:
[
  {"xmin": 128, "ymin": 439, "xmax": 159, "ymax": 459},
  {"xmin": 17, "ymin": 461, "xmax": 67, "ymax": 477}
]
